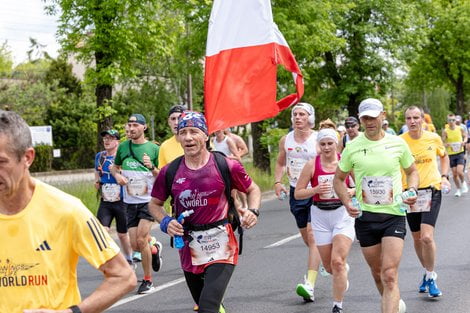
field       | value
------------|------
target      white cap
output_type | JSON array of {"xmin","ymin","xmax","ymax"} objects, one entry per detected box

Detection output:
[
  {"xmin": 317, "ymin": 128, "xmax": 338, "ymax": 144},
  {"xmin": 358, "ymin": 98, "xmax": 383, "ymax": 118},
  {"xmin": 337, "ymin": 125, "xmax": 346, "ymax": 132},
  {"xmin": 383, "ymin": 120, "xmax": 389, "ymax": 125}
]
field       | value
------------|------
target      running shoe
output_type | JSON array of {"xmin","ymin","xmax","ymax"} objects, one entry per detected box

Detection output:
[
  {"xmin": 461, "ymin": 183, "xmax": 468, "ymax": 193},
  {"xmin": 151, "ymin": 241, "xmax": 163, "ymax": 272},
  {"xmin": 427, "ymin": 278, "xmax": 442, "ymax": 297},
  {"xmin": 137, "ymin": 279, "xmax": 154, "ymax": 294},
  {"xmin": 320, "ymin": 263, "xmax": 331, "ymax": 277},
  {"xmin": 193, "ymin": 304, "xmax": 199, "ymax": 311},
  {"xmin": 332, "ymin": 305, "xmax": 343, "ymax": 313},
  {"xmin": 454, "ymin": 189, "xmax": 462, "ymax": 197},
  {"xmin": 133, "ymin": 251, "xmax": 142, "ymax": 262},
  {"xmin": 219, "ymin": 303, "xmax": 226, "ymax": 313},
  {"xmin": 398, "ymin": 299, "xmax": 406, "ymax": 313},
  {"xmin": 296, "ymin": 276, "xmax": 314, "ymax": 302},
  {"xmin": 419, "ymin": 274, "xmax": 428, "ymax": 293}
]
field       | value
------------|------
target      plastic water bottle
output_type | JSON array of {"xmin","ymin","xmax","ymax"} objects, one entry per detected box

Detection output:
[
  {"xmin": 442, "ymin": 184, "xmax": 450, "ymax": 194},
  {"xmin": 174, "ymin": 210, "xmax": 194, "ymax": 249},
  {"xmin": 351, "ymin": 197, "xmax": 362, "ymax": 218},
  {"xmin": 279, "ymin": 185, "xmax": 288, "ymax": 201},
  {"xmin": 395, "ymin": 190, "xmax": 417, "ymax": 213}
]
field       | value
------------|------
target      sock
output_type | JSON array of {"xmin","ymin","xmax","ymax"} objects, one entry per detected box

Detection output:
[
  {"xmin": 307, "ymin": 270, "xmax": 318, "ymax": 287},
  {"xmin": 144, "ymin": 275, "xmax": 152, "ymax": 282},
  {"xmin": 333, "ymin": 301, "xmax": 343, "ymax": 309},
  {"xmin": 425, "ymin": 270, "xmax": 435, "ymax": 281}
]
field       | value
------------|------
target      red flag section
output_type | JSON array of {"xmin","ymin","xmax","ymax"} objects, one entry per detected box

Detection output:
[{"xmin": 204, "ymin": 0, "xmax": 303, "ymax": 133}]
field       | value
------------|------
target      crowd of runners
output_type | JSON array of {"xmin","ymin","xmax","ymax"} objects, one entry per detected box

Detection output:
[{"xmin": 2, "ymin": 99, "xmax": 470, "ymax": 313}]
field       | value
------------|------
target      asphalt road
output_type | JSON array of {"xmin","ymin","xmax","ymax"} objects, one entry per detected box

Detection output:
[{"xmin": 77, "ymin": 191, "xmax": 470, "ymax": 313}]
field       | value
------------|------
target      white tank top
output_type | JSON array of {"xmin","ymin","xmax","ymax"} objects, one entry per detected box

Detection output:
[
  {"xmin": 285, "ymin": 131, "xmax": 318, "ymax": 187},
  {"xmin": 213, "ymin": 136, "xmax": 232, "ymax": 156}
]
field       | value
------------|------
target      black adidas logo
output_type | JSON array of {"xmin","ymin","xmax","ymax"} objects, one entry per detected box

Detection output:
[
  {"xmin": 428, "ymin": 146, "xmax": 433, "ymax": 150},
  {"xmin": 36, "ymin": 240, "xmax": 51, "ymax": 251}
]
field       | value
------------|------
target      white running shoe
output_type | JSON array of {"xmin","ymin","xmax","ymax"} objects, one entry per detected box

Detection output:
[
  {"xmin": 455, "ymin": 189, "xmax": 462, "ymax": 197},
  {"xmin": 398, "ymin": 299, "xmax": 406, "ymax": 313},
  {"xmin": 296, "ymin": 276, "xmax": 314, "ymax": 302},
  {"xmin": 461, "ymin": 183, "xmax": 468, "ymax": 193}
]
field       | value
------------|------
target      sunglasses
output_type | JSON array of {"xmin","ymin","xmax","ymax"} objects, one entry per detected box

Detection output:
[
  {"xmin": 448, "ymin": 119, "xmax": 455, "ymax": 122},
  {"xmin": 345, "ymin": 124, "xmax": 357, "ymax": 129}
]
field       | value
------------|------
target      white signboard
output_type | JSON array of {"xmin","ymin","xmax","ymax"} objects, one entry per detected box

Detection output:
[{"xmin": 30, "ymin": 126, "xmax": 53, "ymax": 146}]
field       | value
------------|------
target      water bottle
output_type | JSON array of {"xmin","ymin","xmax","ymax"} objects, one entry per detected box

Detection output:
[
  {"xmin": 395, "ymin": 190, "xmax": 417, "ymax": 213},
  {"xmin": 351, "ymin": 196, "xmax": 362, "ymax": 218},
  {"xmin": 279, "ymin": 185, "xmax": 288, "ymax": 201},
  {"xmin": 442, "ymin": 184, "xmax": 450, "ymax": 194},
  {"xmin": 174, "ymin": 210, "xmax": 194, "ymax": 249}
]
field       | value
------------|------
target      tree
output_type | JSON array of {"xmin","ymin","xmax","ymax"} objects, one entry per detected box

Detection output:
[
  {"xmin": 0, "ymin": 41, "xmax": 13, "ymax": 77},
  {"xmin": 406, "ymin": 0, "xmax": 470, "ymax": 115},
  {"xmin": 45, "ymin": 0, "xmax": 178, "ymax": 149}
]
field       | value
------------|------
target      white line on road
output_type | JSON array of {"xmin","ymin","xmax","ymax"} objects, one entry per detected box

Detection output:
[
  {"xmin": 110, "ymin": 277, "xmax": 186, "ymax": 309},
  {"xmin": 264, "ymin": 233, "xmax": 300, "ymax": 249}
]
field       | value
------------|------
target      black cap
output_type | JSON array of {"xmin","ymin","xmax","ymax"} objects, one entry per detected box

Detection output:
[
  {"xmin": 168, "ymin": 105, "xmax": 186, "ymax": 117},
  {"xmin": 100, "ymin": 129, "xmax": 120, "ymax": 140},
  {"xmin": 345, "ymin": 116, "xmax": 358, "ymax": 126},
  {"xmin": 128, "ymin": 114, "xmax": 146, "ymax": 125}
]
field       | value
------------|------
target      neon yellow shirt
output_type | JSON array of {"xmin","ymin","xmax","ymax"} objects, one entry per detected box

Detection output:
[
  {"xmin": 0, "ymin": 179, "xmax": 119, "ymax": 312},
  {"xmin": 158, "ymin": 135, "xmax": 184, "ymax": 168},
  {"xmin": 444, "ymin": 126, "xmax": 464, "ymax": 155},
  {"xmin": 339, "ymin": 133, "xmax": 415, "ymax": 216},
  {"xmin": 400, "ymin": 131, "xmax": 445, "ymax": 190}
]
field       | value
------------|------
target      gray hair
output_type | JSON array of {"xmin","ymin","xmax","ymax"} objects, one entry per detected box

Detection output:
[
  {"xmin": 405, "ymin": 106, "xmax": 424, "ymax": 118},
  {"xmin": 0, "ymin": 110, "xmax": 32, "ymax": 160}
]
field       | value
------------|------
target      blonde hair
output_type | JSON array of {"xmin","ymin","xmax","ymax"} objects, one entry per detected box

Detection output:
[{"xmin": 319, "ymin": 118, "xmax": 337, "ymax": 130}]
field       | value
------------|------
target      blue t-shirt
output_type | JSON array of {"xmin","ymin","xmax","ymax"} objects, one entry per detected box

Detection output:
[{"xmin": 95, "ymin": 151, "xmax": 119, "ymax": 184}]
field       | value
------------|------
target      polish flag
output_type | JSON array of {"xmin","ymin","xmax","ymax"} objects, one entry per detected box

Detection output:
[{"xmin": 204, "ymin": 0, "xmax": 304, "ymax": 133}]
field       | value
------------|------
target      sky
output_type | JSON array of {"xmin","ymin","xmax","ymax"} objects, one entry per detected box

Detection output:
[{"xmin": 0, "ymin": 0, "xmax": 60, "ymax": 65}]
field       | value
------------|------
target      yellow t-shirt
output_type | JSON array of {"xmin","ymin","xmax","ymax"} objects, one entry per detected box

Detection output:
[
  {"xmin": 158, "ymin": 135, "xmax": 184, "ymax": 168},
  {"xmin": 444, "ymin": 126, "xmax": 464, "ymax": 155},
  {"xmin": 400, "ymin": 131, "xmax": 446, "ymax": 189},
  {"xmin": 0, "ymin": 179, "xmax": 119, "ymax": 313}
]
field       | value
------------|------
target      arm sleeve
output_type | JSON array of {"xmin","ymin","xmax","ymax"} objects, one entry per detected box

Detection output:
[{"xmin": 70, "ymin": 202, "xmax": 120, "ymax": 269}]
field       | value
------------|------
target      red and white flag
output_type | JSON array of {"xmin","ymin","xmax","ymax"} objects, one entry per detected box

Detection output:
[{"xmin": 204, "ymin": 0, "xmax": 304, "ymax": 133}]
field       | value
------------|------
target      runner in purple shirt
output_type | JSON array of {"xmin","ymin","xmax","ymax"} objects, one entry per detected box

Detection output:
[{"xmin": 149, "ymin": 111, "xmax": 261, "ymax": 313}]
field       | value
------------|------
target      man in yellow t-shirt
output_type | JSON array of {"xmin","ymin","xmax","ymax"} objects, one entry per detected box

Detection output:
[
  {"xmin": 442, "ymin": 113, "xmax": 467, "ymax": 196},
  {"xmin": 0, "ymin": 111, "xmax": 136, "ymax": 313},
  {"xmin": 158, "ymin": 105, "xmax": 185, "ymax": 168},
  {"xmin": 401, "ymin": 106, "xmax": 450, "ymax": 298}
]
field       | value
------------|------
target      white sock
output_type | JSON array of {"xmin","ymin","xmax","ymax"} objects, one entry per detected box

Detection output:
[
  {"xmin": 333, "ymin": 301, "xmax": 343, "ymax": 309},
  {"xmin": 425, "ymin": 270, "xmax": 436, "ymax": 280}
]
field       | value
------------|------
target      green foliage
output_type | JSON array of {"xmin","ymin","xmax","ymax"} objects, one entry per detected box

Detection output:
[
  {"xmin": 44, "ymin": 57, "xmax": 82, "ymax": 95},
  {"xmin": 260, "ymin": 125, "xmax": 288, "ymax": 154},
  {"xmin": 56, "ymin": 181, "xmax": 100, "ymax": 215},
  {"xmin": 0, "ymin": 42, "xmax": 13, "ymax": 77},
  {"xmin": 30, "ymin": 145, "xmax": 53, "ymax": 172},
  {"xmin": 12, "ymin": 59, "xmax": 51, "ymax": 81}
]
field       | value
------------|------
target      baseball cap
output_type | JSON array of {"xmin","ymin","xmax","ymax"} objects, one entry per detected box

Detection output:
[
  {"xmin": 358, "ymin": 98, "xmax": 384, "ymax": 118},
  {"xmin": 100, "ymin": 129, "xmax": 120, "ymax": 140},
  {"xmin": 383, "ymin": 120, "xmax": 389, "ymax": 125},
  {"xmin": 128, "ymin": 113, "xmax": 146, "ymax": 125},
  {"xmin": 168, "ymin": 105, "xmax": 185, "ymax": 117},
  {"xmin": 345, "ymin": 116, "xmax": 358, "ymax": 126}
]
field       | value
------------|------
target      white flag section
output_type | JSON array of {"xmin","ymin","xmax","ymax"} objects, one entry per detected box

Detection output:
[{"xmin": 204, "ymin": 0, "xmax": 304, "ymax": 133}]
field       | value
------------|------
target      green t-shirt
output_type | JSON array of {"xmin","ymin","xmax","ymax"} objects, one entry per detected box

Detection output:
[
  {"xmin": 114, "ymin": 140, "xmax": 159, "ymax": 204},
  {"xmin": 338, "ymin": 133, "xmax": 414, "ymax": 216}
]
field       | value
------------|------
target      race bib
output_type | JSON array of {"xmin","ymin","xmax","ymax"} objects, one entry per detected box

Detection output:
[
  {"xmin": 126, "ymin": 177, "xmax": 148, "ymax": 196},
  {"xmin": 189, "ymin": 226, "xmax": 230, "ymax": 266},
  {"xmin": 450, "ymin": 142, "xmax": 462, "ymax": 153},
  {"xmin": 287, "ymin": 157, "xmax": 308, "ymax": 183},
  {"xmin": 408, "ymin": 189, "xmax": 432, "ymax": 213},
  {"xmin": 361, "ymin": 176, "xmax": 393, "ymax": 205},
  {"xmin": 101, "ymin": 183, "xmax": 121, "ymax": 202},
  {"xmin": 318, "ymin": 174, "xmax": 337, "ymax": 199}
]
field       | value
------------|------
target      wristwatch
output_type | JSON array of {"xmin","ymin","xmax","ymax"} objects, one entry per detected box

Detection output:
[
  {"xmin": 441, "ymin": 174, "xmax": 449, "ymax": 180},
  {"xmin": 68, "ymin": 305, "xmax": 82, "ymax": 313},
  {"xmin": 248, "ymin": 208, "xmax": 260, "ymax": 217}
]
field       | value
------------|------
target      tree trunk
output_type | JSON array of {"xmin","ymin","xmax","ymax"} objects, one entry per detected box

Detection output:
[
  {"xmin": 251, "ymin": 121, "xmax": 271, "ymax": 174},
  {"xmin": 95, "ymin": 51, "xmax": 113, "ymax": 152},
  {"xmin": 347, "ymin": 93, "xmax": 359, "ymax": 117},
  {"xmin": 455, "ymin": 72, "xmax": 465, "ymax": 115}
]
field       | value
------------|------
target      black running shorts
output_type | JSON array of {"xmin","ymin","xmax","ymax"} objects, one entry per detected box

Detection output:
[
  {"xmin": 406, "ymin": 188, "xmax": 441, "ymax": 232},
  {"xmin": 449, "ymin": 152, "xmax": 465, "ymax": 168},
  {"xmin": 126, "ymin": 202, "xmax": 155, "ymax": 228},
  {"xmin": 289, "ymin": 185, "xmax": 312, "ymax": 229},
  {"xmin": 355, "ymin": 212, "xmax": 406, "ymax": 247},
  {"xmin": 97, "ymin": 200, "xmax": 128, "ymax": 233}
]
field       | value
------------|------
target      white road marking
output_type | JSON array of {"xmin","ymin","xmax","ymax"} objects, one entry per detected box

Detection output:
[
  {"xmin": 264, "ymin": 233, "xmax": 300, "ymax": 248},
  {"xmin": 110, "ymin": 277, "xmax": 186, "ymax": 308}
]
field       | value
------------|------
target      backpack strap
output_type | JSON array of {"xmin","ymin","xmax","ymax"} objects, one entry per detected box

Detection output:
[
  {"xmin": 212, "ymin": 151, "xmax": 244, "ymax": 255},
  {"xmin": 165, "ymin": 155, "xmax": 184, "ymax": 216}
]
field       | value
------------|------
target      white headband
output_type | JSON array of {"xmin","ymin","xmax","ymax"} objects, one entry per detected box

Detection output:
[{"xmin": 317, "ymin": 128, "xmax": 338, "ymax": 144}]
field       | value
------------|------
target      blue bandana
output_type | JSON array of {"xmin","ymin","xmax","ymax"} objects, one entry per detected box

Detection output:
[{"xmin": 177, "ymin": 111, "xmax": 208, "ymax": 135}]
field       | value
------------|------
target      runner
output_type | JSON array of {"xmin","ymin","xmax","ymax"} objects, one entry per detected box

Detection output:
[
  {"xmin": 158, "ymin": 105, "xmax": 185, "ymax": 169},
  {"xmin": 401, "ymin": 106, "xmax": 450, "ymax": 298},
  {"xmin": 95, "ymin": 129, "xmax": 134, "ymax": 267},
  {"xmin": 149, "ymin": 111, "xmax": 261, "ymax": 313},
  {"xmin": 111, "ymin": 113, "xmax": 162, "ymax": 294},
  {"xmin": 225, "ymin": 127, "xmax": 249, "ymax": 158},
  {"xmin": 442, "ymin": 113, "xmax": 467, "ymax": 197},
  {"xmin": 338, "ymin": 116, "xmax": 361, "ymax": 153},
  {"xmin": 333, "ymin": 98, "xmax": 419, "ymax": 313},
  {"xmin": 295, "ymin": 128, "xmax": 355, "ymax": 313},
  {"xmin": 273, "ymin": 102, "xmax": 322, "ymax": 302},
  {"xmin": 213, "ymin": 129, "xmax": 240, "ymax": 160},
  {"xmin": 0, "ymin": 110, "xmax": 136, "ymax": 312}
]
